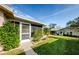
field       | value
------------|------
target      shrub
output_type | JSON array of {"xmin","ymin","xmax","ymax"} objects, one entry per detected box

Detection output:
[
  {"xmin": 0, "ymin": 21, "xmax": 20, "ymax": 51},
  {"xmin": 32, "ymin": 29, "xmax": 42, "ymax": 42},
  {"xmin": 43, "ymin": 28, "xmax": 49, "ymax": 35}
]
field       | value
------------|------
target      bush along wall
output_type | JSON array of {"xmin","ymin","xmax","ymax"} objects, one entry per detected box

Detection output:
[
  {"xmin": 32, "ymin": 29, "xmax": 42, "ymax": 42},
  {"xmin": 0, "ymin": 21, "xmax": 20, "ymax": 51},
  {"xmin": 43, "ymin": 28, "xmax": 49, "ymax": 35}
]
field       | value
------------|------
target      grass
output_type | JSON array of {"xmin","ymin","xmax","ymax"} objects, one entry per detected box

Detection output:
[{"xmin": 33, "ymin": 35, "xmax": 79, "ymax": 55}]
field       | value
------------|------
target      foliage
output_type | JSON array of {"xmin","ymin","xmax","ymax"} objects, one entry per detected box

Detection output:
[
  {"xmin": 43, "ymin": 28, "xmax": 49, "ymax": 35},
  {"xmin": 49, "ymin": 23, "xmax": 56, "ymax": 29},
  {"xmin": 67, "ymin": 17, "xmax": 79, "ymax": 27},
  {"xmin": 32, "ymin": 29, "xmax": 42, "ymax": 42},
  {"xmin": 0, "ymin": 21, "xmax": 20, "ymax": 51},
  {"xmin": 33, "ymin": 35, "xmax": 79, "ymax": 55}
]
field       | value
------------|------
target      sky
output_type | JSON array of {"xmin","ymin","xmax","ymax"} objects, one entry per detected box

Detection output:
[{"xmin": 9, "ymin": 4, "xmax": 79, "ymax": 27}]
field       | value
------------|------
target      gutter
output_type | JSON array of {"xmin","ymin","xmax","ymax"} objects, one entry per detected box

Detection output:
[{"xmin": 0, "ymin": 4, "xmax": 46, "ymax": 26}]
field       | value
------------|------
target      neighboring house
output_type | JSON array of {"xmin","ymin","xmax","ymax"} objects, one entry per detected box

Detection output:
[
  {"xmin": 50, "ymin": 28, "xmax": 59, "ymax": 35},
  {"xmin": 56, "ymin": 27, "xmax": 79, "ymax": 37},
  {"xmin": 50, "ymin": 26, "xmax": 62, "ymax": 35},
  {"xmin": 0, "ymin": 4, "xmax": 45, "ymax": 43}
]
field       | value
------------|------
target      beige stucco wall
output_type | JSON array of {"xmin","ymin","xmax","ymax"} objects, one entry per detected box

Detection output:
[{"xmin": 0, "ymin": 10, "xmax": 5, "ymax": 26}]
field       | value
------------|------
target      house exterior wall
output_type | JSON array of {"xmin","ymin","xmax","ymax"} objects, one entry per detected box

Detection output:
[
  {"xmin": 0, "ymin": 5, "xmax": 45, "ymax": 43},
  {"xmin": 57, "ymin": 28, "xmax": 79, "ymax": 36},
  {"xmin": 0, "ymin": 10, "xmax": 5, "ymax": 26},
  {"xmin": 14, "ymin": 18, "xmax": 44, "ymax": 42}
]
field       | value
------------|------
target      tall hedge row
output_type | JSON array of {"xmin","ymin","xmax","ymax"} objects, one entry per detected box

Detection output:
[{"xmin": 0, "ymin": 21, "xmax": 20, "ymax": 51}]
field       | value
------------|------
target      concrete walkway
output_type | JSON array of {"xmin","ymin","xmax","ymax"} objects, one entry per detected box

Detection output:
[
  {"xmin": 0, "ymin": 41, "xmax": 37, "ymax": 55},
  {"xmin": 25, "ymin": 47, "xmax": 37, "ymax": 55},
  {"xmin": 20, "ymin": 41, "xmax": 37, "ymax": 55}
]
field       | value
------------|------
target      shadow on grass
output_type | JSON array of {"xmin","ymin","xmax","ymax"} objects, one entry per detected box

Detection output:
[{"xmin": 33, "ymin": 37, "xmax": 79, "ymax": 55}]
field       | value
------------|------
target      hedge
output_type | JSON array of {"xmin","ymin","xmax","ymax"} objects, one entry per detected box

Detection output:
[
  {"xmin": 0, "ymin": 21, "xmax": 20, "ymax": 51},
  {"xmin": 43, "ymin": 28, "xmax": 49, "ymax": 35},
  {"xmin": 32, "ymin": 29, "xmax": 42, "ymax": 41}
]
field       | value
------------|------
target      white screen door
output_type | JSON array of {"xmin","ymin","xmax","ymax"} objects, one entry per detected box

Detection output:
[{"xmin": 21, "ymin": 24, "xmax": 30, "ymax": 40}]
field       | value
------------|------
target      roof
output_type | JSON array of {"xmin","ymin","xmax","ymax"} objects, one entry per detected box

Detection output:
[
  {"xmin": 0, "ymin": 4, "xmax": 13, "ymax": 14},
  {"xmin": 14, "ymin": 15, "xmax": 46, "ymax": 26},
  {"xmin": 58, "ymin": 27, "xmax": 79, "ymax": 31},
  {"xmin": 51, "ymin": 28, "xmax": 59, "ymax": 31},
  {"xmin": 0, "ymin": 4, "xmax": 46, "ymax": 26},
  {"xmin": 0, "ymin": 4, "xmax": 14, "ymax": 18}
]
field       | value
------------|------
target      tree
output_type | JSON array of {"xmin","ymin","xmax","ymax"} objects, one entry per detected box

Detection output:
[
  {"xmin": 67, "ymin": 17, "xmax": 79, "ymax": 27},
  {"xmin": 49, "ymin": 23, "xmax": 56, "ymax": 29},
  {"xmin": 49, "ymin": 23, "xmax": 57, "ymax": 35}
]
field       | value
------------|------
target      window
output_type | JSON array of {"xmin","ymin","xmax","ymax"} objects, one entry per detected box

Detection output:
[{"xmin": 70, "ymin": 32, "xmax": 72, "ymax": 36}]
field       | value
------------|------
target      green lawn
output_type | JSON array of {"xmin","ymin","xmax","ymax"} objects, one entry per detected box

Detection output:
[{"xmin": 33, "ymin": 35, "xmax": 79, "ymax": 55}]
